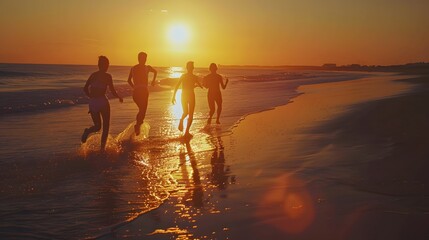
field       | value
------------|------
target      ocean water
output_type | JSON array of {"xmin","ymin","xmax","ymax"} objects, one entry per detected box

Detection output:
[{"xmin": 0, "ymin": 63, "xmax": 368, "ymax": 239}]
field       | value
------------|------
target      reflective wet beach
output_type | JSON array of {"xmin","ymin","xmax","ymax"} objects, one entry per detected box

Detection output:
[
  {"xmin": 105, "ymin": 73, "xmax": 427, "ymax": 240},
  {"xmin": 0, "ymin": 65, "xmax": 372, "ymax": 239}
]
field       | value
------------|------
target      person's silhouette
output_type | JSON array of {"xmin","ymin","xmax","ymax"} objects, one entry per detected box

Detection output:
[
  {"xmin": 81, "ymin": 56, "xmax": 123, "ymax": 150},
  {"xmin": 172, "ymin": 61, "xmax": 203, "ymax": 137},
  {"xmin": 203, "ymin": 63, "xmax": 228, "ymax": 124},
  {"xmin": 127, "ymin": 52, "xmax": 157, "ymax": 135}
]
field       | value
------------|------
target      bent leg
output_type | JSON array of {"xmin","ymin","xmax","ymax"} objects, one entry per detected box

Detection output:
[
  {"xmin": 133, "ymin": 91, "xmax": 149, "ymax": 126},
  {"xmin": 89, "ymin": 112, "xmax": 102, "ymax": 133},
  {"xmin": 82, "ymin": 111, "xmax": 102, "ymax": 143},
  {"xmin": 133, "ymin": 90, "xmax": 149, "ymax": 136},
  {"xmin": 100, "ymin": 105, "xmax": 111, "ymax": 151}
]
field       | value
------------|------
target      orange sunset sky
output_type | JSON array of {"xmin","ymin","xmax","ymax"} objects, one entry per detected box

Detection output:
[{"xmin": 0, "ymin": 0, "xmax": 428, "ymax": 67}]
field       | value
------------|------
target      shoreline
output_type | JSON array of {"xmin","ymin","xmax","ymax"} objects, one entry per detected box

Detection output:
[
  {"xmin": 99, "ymin": 73, "xmax": 428, "ymax": 239},
  {"xmin": 1, "ymin": 71, "xmax": 426, "ymax": 239}
]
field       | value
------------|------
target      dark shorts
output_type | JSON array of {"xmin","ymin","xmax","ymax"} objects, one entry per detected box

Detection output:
[{"xmin": 89, "ymin": 97, "xmax": 109, "ymax": 113}]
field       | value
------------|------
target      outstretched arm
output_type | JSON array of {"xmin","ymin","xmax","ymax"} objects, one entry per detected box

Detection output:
[
  {"xmin": 108, "ymin": 76, "xmax": 123, "ymax": 103},
  {"xmin": 148, "ymin": 66, "xmax": 158, "ymax": 86},
  {"xmin": 220, "ymin": 76, "xmax": 229, "ymax": 89},
  {"xmin": 127, "ymin": 68, "xmax": 134, "ymax": 88},
  {"xmin": 172, "ymin": 78, "xmax": 183, "ymax": 104},
  {"xmin": 195, "ymin": 77, "xmax": 203, "ymax": 89}
]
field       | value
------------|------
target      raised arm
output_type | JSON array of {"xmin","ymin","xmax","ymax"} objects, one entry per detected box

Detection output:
[
  {"xmin": 127, "ymin": 68, "xmax": 134, "ymax": 88},
  {"xmin": 148, "ymin": 65, "xmax": 158, "ymax": 86},
  {"xmin": 172, "ymin": 77, "xmax": 183, "ymax": 104},
  {"xmin": 83, "ymin": 74, "xmax": 93, "ymax": 97},
  {"xmin": 108, "ymin": 75, "xmax": 123, "ymax": 102},
  {"xmin": 220, "ymin": 76, "xmax": 229, "ymax": 90}
]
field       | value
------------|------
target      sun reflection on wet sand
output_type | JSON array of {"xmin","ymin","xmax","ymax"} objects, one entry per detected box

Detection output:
[
  {"xmin": 148, "ymin": 227, "xmax": 189, "ymax": 236},
  {"xmin": 146, "ymin": 142, "xmax": 205, "ymax": 239},
  {"xmin": 144, "ymin": 135, "xmax": 235, "ymax": 239},
  {"xmin": 93, "ymin": 73, "xmax": 418, "ymax": 240}
]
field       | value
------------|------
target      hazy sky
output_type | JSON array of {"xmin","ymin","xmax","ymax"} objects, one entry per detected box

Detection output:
[{"xmin": 0, "ymin": 0, "xmax": 428, "ymax": 66}]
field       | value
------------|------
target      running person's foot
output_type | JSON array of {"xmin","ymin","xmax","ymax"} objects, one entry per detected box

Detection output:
[
  {"xmin": 134, "ymin": 124, "xmax": 141, "ymax": 136},
  {"xmin": 184, "ymin": 132, "xmax": 193, "ymax": 138},
  {"xmin": 216, "ymin": 119, "xmax": 220, "ymax": 124},
  {"xmin": 81, "ymin": 128, "xmax": 90, "ymax": 143},
  {"xmin": 207, "ymin": 118, "xmax": 212, "ymax": 124},
  {"xmin": 178, "ymin": 119, "xmax": 184, "ymax": 131}
]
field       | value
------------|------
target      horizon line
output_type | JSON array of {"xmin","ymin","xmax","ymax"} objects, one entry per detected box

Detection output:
[{"xmin": 1, "ymin": 61, "xmax": 428, "ymax": 69}]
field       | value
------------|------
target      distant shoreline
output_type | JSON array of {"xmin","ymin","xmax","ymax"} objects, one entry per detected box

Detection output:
[
  {"xmin": 1, "ymin": 62, "xmax": 428, "ymax": 74},
  {"xmin": 219, "ymin": 62, "xmax": 429, "ymax": 74}
]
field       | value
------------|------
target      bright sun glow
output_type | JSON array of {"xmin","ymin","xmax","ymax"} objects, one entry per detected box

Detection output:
[
  {"xmin": 168, "ymin": 24, "xmax": 190, "ymax": 44},
  {"xmin": 168, "ymin": 66, "xmax": 183, "ymax": 78}
]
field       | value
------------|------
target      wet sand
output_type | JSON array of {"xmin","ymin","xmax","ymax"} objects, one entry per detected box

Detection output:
[{"xmin": 102, "ymin": 73, "xmax": 429, "ymax": 239}]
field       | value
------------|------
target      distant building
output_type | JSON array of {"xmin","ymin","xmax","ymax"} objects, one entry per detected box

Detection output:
[
  {"xmin": 322, "ymin": 63, "xmax": 337, "ymax": 68},
  {"xmin": 349, "ymin": 64, "xmax": 361, "ymax": 68}
]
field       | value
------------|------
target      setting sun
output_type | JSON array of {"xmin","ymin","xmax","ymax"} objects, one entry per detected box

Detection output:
[{"xmin": 167, "ymin": 24, "xmax": 190, "ymax": 45}]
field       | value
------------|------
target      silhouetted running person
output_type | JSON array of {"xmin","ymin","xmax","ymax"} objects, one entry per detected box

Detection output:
[
  {"xmin": 81, "ymin": 56, "xmax": 123, "ymax": 150},
  {"xmin": 203, "ymin": 63, "xmax": 228, "ymax": 124},
  {"xmin": 127, "ymin": 52, "xmax": 157, "ymax": 135},
  {"xmin": 172, "ymin": 61, "xmax": 203, "ymax": 137}
]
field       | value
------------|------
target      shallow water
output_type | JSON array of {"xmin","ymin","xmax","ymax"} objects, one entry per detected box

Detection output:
[{"xmin": 0, "ymin": 64, "xmax": 368, "ymax": 239}]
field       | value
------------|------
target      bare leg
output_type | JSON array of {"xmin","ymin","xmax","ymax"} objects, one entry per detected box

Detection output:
[
  {"xmin": 215, "ymin": 96, "xmax": 223, "ymax": 124},
  {"xmin": 82, "ymin": 112, "xmax": 101, "ymax": 143},
  {"xmin": 185, "ymin": 96, "xmax": 195, "ymax": 136},
  {"xmin": 100, "ymin": 105, "xmax": 111, "ymax": 151},
  {"xmin": 133, "ymin": 89, "xmax": 149, "ymax": 136},
  {"xmin": 207, "ymin": 94, "xmax": 215, "ymax": 124},
  {"xmin": 216, "ymin": 102, "xmax": 222, "ymax": 124},
  {"xmin": 179, "ymin": 114, "xmax": 186, "ymax": 132},
  {"xmin": 179, "ymin": 96, "xmax": 188, "ymax": 132}
]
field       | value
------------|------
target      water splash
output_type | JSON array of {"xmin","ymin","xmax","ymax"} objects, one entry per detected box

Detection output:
[
  {"xmin": 77, "ymin": 122, "xmax": 150, "ymax": 159},
  {"xmin": 78, "ymin": 134, "xmax": 121, "ymax": 157},
  {"xmin": 116, "ymin": 121, "xmax": 150, "ymax": 142}
]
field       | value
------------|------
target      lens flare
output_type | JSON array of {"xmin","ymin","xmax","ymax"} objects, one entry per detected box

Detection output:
[{"xmin": 256, "ymin": 174, "xmax": 315, "ymax": 234}]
